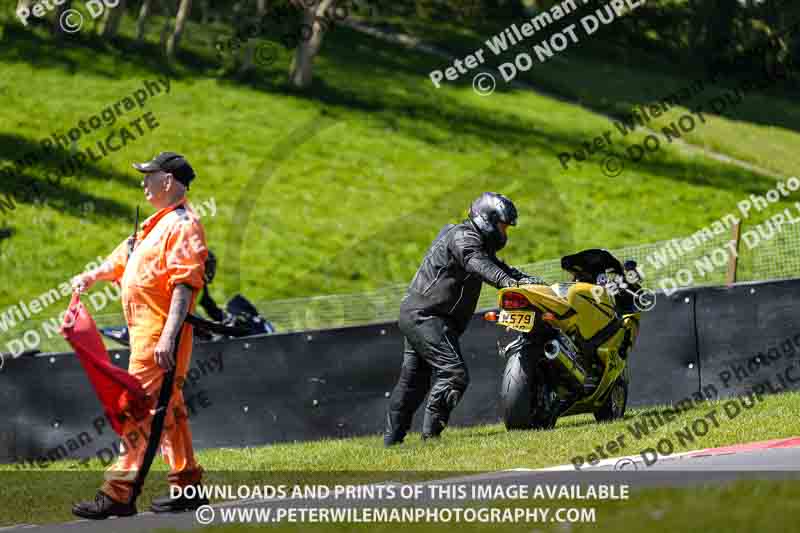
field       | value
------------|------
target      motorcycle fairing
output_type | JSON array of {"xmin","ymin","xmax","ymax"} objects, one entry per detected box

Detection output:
[
  {"xmin": 496, "ymin": 280, "xmax": 639, "ymax": 417},
  {"xmin": 498, "ymin": 282, "xmax": 617, "ymax": 340}
]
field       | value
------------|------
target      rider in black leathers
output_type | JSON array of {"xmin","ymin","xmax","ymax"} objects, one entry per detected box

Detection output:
[{"xmin": 384, "ymin": 192, "xmax": 543, "ymax": 445}]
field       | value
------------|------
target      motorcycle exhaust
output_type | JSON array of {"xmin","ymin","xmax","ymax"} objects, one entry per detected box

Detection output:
[{"xmin": 544, "ymin": 338, "xmax": 586, "ymax": 386}]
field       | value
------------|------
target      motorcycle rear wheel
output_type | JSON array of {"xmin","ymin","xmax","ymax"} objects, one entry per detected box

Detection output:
[
  {"xmin": 500, "ymin": 354, "xmax": 532, "ymax": 430},
  {"xmin": 500, "ymin": 353, "xmax": 557, "ymax": 431}
]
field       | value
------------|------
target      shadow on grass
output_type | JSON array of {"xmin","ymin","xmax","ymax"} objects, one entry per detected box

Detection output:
[
  {"xmin": 0, "ymin": 23, "xmax": 177, "ymax": 81},
  {"xmin": 0, "ymin": 147, "xmax": 136, "ymax": 225},
  {"xmin": 386, "ymin": 9, "xmax": 800, "ymax": 136},
  {"xmin": 251, "ymin": 148, "xmax": 576, "ymax": 297},
  {"xmin": 0, "ymin": 134, "xmax": 140, "ymax": 187},
  {"xmin": 230, "ymin": 26, "xmax": 777, "ymax": 191},
  {"xmin": 1, "ymin": 18, "xmax": 779, "ymax": 224}
]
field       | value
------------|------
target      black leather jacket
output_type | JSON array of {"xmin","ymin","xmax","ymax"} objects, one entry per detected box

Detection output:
[{"xmin": 401, "ymin": 220, "xmax": 527, "ymax": 334}]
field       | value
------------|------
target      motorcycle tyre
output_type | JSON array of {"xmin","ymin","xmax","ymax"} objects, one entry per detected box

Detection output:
[
  {"xmin": 500, "ymin": 353, "xmax": 532, "ymax": 431},
  {"xmin": 594, "ymin": 378, "xmax": 628, "ymax": 423}
]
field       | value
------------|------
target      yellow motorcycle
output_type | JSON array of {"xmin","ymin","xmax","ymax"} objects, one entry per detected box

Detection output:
[{"xmin": 485, "ymin": 249, "xmax": 651, "ymax": 430}]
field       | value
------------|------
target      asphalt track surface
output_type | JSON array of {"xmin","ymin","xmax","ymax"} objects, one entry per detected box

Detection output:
[{"xmin": 3, "ymin": 438, "xmax": 799, "ymax": 533}]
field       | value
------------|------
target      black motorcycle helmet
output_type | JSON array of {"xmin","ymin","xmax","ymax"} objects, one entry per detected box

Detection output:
[{"xmin": 468, "ymin": 192, "xmax": 518, "ymax": 251}]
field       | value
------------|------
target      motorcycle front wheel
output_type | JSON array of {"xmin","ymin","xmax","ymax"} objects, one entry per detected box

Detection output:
[{"xmin": 594, "ymin": 378, "xmax": 628, "ymax": 422}]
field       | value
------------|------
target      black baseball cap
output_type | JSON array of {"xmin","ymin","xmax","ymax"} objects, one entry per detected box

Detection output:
[{"xmin": 132, "ymin": 152, "xmax": 195, "ymax": 188}]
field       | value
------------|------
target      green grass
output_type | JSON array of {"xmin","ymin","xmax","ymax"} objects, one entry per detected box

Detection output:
[
  {"xmin": 2, "ymin": 10, "xmax": 800, "ymax": 352},
  {"xmin": 2, "ymin": 11, "xmax": 799, "ymax": 531},
  {"xmin": 383, "ymin": 11, "xmax": 800, "ymax": 176},
  {"xmin": 2, "ymin": 390, "xmax": 798, "ymax": 526}
]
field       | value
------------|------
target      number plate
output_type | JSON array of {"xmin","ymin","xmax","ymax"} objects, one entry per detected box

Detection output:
[{"xmin": 498, "ymin": 310, "xmax": 535, "ymax": 332}]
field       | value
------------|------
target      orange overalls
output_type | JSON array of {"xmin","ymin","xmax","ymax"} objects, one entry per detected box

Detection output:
[{"xmin": 100, "ymin": 198, "xmax": 208, "ymax": 503}]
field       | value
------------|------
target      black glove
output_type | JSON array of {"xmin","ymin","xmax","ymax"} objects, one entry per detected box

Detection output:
[{"xmin": 516, "ymin": 276, "xmax": 546, "ymax": 286}]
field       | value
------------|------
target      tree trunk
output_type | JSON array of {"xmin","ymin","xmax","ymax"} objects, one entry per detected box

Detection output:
[
  {"xmin": 16, "ymin": 0, "xmax": 33, "ymax": 13},
  {"xmin": 166, "ymin": 0, "xmax": 193, "ymax": 60},
  {"xmin": 51, "ymin": 0, "xmax": 72, "ymax": 36},
  {"xmin": 159, "ymin": 0, "xmax": 174, "ymax": 50},
  {"xmin": 687, "ymin": 0, "xmax": 701, "ymax": 51},
  {"xmin": 289, "ymin": 0, "xmax": 334, "ymax": 89},
  {"xmin": 160, "ymin": 18, "xmax": 172, "ymax": 49},
  {"xmin": 136, "ymin": 0, "xmax": 153, "ymax": 41},
  {"xmin": 98, "ymin": 0, "xmax": 127, "ymax": 38},
  {"xmin": 237, "ymin": 40, "xmax": 256, "ymax": 74},
  {"xmin": 200, "ymin": 0, "xmax": 210, "ymax": 23},
  {"xmin": 236, "ymin": 0, "xmax": 270, "ymax": 74},
  {"xmin": 16, "ymin": 0, "xmax": 33, "ymax": 25}
]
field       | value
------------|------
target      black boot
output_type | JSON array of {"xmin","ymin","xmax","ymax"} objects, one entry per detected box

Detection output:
[
  {"xmin": 383, "ymin": 411, "xmax": 406, "ymax": 447},
  {"xmin": 72, "ymin": 491, "xmax": 137, "ymax": 520},
  {"xmin": 421, "ymin": 432, "xmax": 442, "ymax": 442},
  {"xmin": 384, "ymin": 433, "xmax": 405, "ymax": 447},
  {"xmin": 150, "ymin": 486, "xmax": 209, "ymax": 513},
  {"xmin": 421, "ymin": 409, "xmax": 448, "ymax": 441}
]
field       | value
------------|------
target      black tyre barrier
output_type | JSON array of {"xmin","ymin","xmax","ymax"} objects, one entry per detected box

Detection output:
[
  {"xmin": 3, "ymin": 278, "xmax": 800, "ymax": 464},
  {"xmin": 626, "ymin": 287, "xmax": 701, "ymax": 408},
  {"xmin": 695, "ymin": 279, "xmax": 800, "ymax": 399}
]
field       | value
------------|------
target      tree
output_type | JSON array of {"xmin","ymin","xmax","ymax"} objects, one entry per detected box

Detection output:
[
  {"xmin": 16, "ymin": 0, "xmax": 34, "ymax": 26},
  {"xmin": 288, "ymin": 0, "xmax": 336, "ymax": 89},
  {"xmin": 98, "ymin": 0, "xmax": 127, "ymax": 38},
  {"xmin": 241, "ymin": 0, "xmax": 269, "ymax": 72},
  {"xmin": 160, "ymin": 0, "xmax": 174, "ymax": 49},
  {"xmin": 166, "ymin": 0, "xmax": 193, "ymax": 60},
  {"xmin": 136, "ymin": 0, "xmax": 154, "ymax": 41},
  {"xmin": 16, "ymin": 0, "xmax": 33, "ymax": 16},
  {"xmin": 51, "ymin": 0, "xmax": 72, "ymax": 36}
]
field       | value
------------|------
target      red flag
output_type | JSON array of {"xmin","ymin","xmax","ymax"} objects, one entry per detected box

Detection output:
[{"xmin": 60, "ymin": 293, "xmax": 149, "ymax": 435}]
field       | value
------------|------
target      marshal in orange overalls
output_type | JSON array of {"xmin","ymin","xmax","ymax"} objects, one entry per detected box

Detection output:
[{"xmin": 100, "ymin": 199, "xmax": 208, "ymax": 502}]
